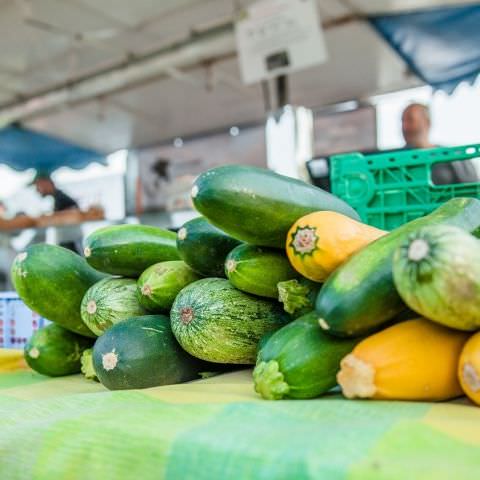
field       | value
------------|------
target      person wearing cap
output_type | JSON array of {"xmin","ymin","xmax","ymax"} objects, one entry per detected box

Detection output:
[{"xmin": 31, "ymin": 172, "xmax": 79, "ymax": 212}]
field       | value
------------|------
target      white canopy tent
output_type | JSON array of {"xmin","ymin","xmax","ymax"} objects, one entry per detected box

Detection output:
[{"xmin": 0, "ymin": 0, "xmax": 477, "ymax": 152}]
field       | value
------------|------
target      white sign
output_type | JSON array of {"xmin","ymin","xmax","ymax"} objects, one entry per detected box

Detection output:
[{"xmin": 235, "ymin": 0, "xmax": 328, "ymax": 84}]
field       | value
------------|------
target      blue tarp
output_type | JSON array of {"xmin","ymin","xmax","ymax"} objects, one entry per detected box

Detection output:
[
  {"xmin": 370, "ymin": 5, "xmax": 480, "ymax": 93},
  {"xmin": 0, "ymin": 125, "xmax": 106, "ymax": 173}
]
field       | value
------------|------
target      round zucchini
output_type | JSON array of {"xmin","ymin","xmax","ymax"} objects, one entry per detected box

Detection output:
[
  {"xmin": 393, "ymin": 225, "xmax": 480, "ymax": 331},
  {"xmin": 93, "ymin": 315, "xmax": 211, "ymax": 390},
  {"xmin": 191, "ymin": 164, "xmax": 360, "ymax": 248},
  {"xmin": 24, "ymin": 324, "xmax": 94, "ymax": 377},
  {"xmin": 81, "ymin": 278, "xmax": 147, "ymax": 336},
  {"xmin": 84, "ymin": 224, "xmax": 180, "ymax": 277},
  {"xmin": 11, "ymin": 244, "xmax": 105, "ymax": 337},
  {"xmin": 254, "ymin": 312, "xmax": 360, "ymax": 400},
  {"xmin": 170, "ymin": 278, "xmax": 291, "ymax": 364},
  {"xmin": 225, "ymin": 244, "xmax": 298, "ymax": 298},
  {"xmin": 137, "ymin": 261, "xmax": 200, "ymax": 312}
]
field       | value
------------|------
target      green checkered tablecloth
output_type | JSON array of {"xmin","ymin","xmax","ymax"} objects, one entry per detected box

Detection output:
[{"xmin": 1, "ymin": 351, "xmax": 480, "ymax": 480}]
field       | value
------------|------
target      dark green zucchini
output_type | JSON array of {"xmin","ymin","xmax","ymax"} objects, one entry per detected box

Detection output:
[
  {"xmin": 24, "ymin": 324, "xmax": 94, "ymax": 377},
  {"xmin": 191, "ymin": 165, "xmax": 360, "ymax": 248},
  {"xmin": 254, "ymin": 312, "xmax": 360, "ymax": 399},
  {"xmin": 137, "ymin": 261, "xmax": 200, "ymax": 312},
  {"xmin": 84, "ymin": 224, "xmax": 180, "ymax": 277},
  {"xmin": 170, "ymin": 278, "xmax": 291, "ymax": 364},
  {"xmin": 11, "ymin": 244, "xmax": 105, "ymax": 337},
  {"xmin": 81, "ymin": 278, "xmax": 147, "ymax": 336},
  {"xmin": 176, "ymin": 216, "xmax": 242, "ymax": 277},
  {"xmin": 93, "ymin": 315, "xmax": 211, "ymax": 390},
  {"xmin": 225, "ymin": 244, "xmax": 298, "ymax": 298},
  {"xmin": 316, "ymin": 198, "xmax": 480, "ymax": 337}
]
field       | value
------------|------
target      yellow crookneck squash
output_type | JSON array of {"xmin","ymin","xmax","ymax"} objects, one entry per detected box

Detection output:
[
  {"xmin": 286, "ymin": 211, "xmax": 386, "ymax": 282},
  {"xmin": 337, "ymin": 318, "xmax": 469, "ymax": 401},
  {"xmin": 458, "ymin": 332, "xmax": 480, "ymax": 406}
]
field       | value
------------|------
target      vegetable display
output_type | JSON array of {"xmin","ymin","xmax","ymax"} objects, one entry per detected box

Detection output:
[{"xmin": 9, "ymin": 159, "xmax": 480, "ymax": 411}]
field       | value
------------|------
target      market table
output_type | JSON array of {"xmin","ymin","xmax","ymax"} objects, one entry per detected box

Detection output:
[{"xmin": 1, "ymin": 349, "xmax": 479, "ymax": 480}]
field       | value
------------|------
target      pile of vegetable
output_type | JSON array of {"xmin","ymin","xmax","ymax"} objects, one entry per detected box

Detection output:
[{"xmin": 10, "ymin": 164, "xmax": 480, "ymax": 407}]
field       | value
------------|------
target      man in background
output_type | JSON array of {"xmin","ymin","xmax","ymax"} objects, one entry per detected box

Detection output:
[
  {"xmin": 32, "ymin": 172, "xmax": 79, "ymax": 212},
  {"xmin": 401, "ymin": 103, "xmax": 478, "ymax": 184},
  {"xmin": 31, "ymin": 172, "xmax": 80, "ymax": 251}
]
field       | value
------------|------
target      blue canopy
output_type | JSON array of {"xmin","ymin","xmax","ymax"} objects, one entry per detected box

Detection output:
[
  {"xmin": 0, "ymin": 125, "xmax": 106, "ymax": 173},
  {"xmin": 370, "ymin": 5, "xmax": 480, "ymax": 93}
]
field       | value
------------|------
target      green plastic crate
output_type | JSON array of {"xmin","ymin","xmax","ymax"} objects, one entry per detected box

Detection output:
[{"xmin": 330, "ymin": 144, "xmax": 480, "ymax": 230}]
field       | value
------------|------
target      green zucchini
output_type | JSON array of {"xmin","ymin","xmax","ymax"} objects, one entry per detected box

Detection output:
[
  {"xmin": 170, "ymin": 278, "xmax": 291, "ymax": 364},
  {"xmin": 254, "ymin": 311, "xmax": 360, "ymax": 399},
  {"xmin": 393, "ymin": 225, "xmax": 480, "ymax": 331},
  {"xmin": 137, "ymin": 261, "xmax": 200, "ymax": 312},
  {"xmin": 24, "ymin": 324, "xmax": 94, "ymax": 377},
  {"xmin": 93, "ymin": 315, "xmax": 211, "ymax": 390},
  {"xmin": 81, "ymin": 278, "xmax": 147, "ymax": 336},
  {"xmin": 84, "ymin": 224, "xmax": 180, "ymax": 277},
  {"xmin": 225, "ymin": 244, "xmax": 298, "ymax": 298},
  {"xmin": 177, "ymin": 216, "xmax": 242, "ymax": 277},
  {"xmin": 277, "ymin": 278, "xmax": 322, "ymax": 317},
  {"xmin": 191, "ymin": 165, "xmax": 360, "ymax": 248},
  {"xmin": 316, "ymin": 198, "xmax": 480, "ymax": 337},
  {"xmin": 11, "ymin": 244, "xmax": 105, "ymax": 337}
]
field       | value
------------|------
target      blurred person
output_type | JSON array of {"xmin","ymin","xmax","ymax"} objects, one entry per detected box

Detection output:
[
  {"xmin": 401, "ymin": 103, "xmax": 478, "ymax": 184},
  {"xmin": 31, "ymin": 172, "xmax": 79, "ymax": 212},
  {"xmin": 31, "ymin": 171, "xmax": 80, "ymax": 251}
]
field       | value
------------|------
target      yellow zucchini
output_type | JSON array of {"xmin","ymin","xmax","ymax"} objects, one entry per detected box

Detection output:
[
  {"xmin": 286, "ymin": 211, "xmax": 386, "ymax": 282},
  {"xmin": 337, "ymin": 319, "xmax": 468, "ymax": 401},
  {"xmin": 458, "ymin": 332, "xmax": 480, "ymax": 405}
]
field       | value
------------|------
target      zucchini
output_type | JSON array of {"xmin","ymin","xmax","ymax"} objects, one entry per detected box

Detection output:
[
  {"xmin": 84, "ymin": 224, "xmax": 180, "ymax": 277},
  {"xmin": 170, "ymin": 278, "xmax": 291, "ymax": 364},
  {"xmin": 177, "ymin": 216, "xmax": 242, "ymax": 277},
  {"xmin": 254, "ymin": 311, "xmax": 360, "ymax": 399},
  {"xmin": 24, "ymin": 324, "xmax": 94, "ymax": 377},
  {"xmin": 393, "ymin": 225, "xmax": 480, "ymax": 331},
  {"xmin": 225, "ymin": 244, "xmax": 298, "ymax": 298},
  {"xmin": 81, "ymin": 278, "xmax": 147, "ymax": 336},
  {"xmin": 137, "ymin": 261, "xmax": 200, "ymax": 312},
  {"xmin": 11, "ymin": 244, "xmax": 105, "ymax": 337},
  {"xmin": 316, "ymin": 198, "xmax": 480, "ymax": 337},
  {"xmin": 93, "ymin": 315, "xmax": 211, "ymax": 390},
  {"xmin": 191, "ymin": 165, "xmax": 360, "ymax": 248}
]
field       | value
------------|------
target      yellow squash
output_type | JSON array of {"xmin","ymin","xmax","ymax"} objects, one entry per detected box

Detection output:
[
  {"xmin": 286, "ymin": 211, "xmax": 386, "ymax": 282},
  {"xmin": 0, "ymin": 349, "xmax": 27, "ymax": 373},
  {"xmin": 337, "ymin": 319, "xmax": 468, "ymax": 401},
  {"xmin": 458, "ymin": 332, "xmax": 480, "ymax": 405}
]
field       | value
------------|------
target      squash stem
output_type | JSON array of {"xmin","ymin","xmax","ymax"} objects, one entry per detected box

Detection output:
[
  {"xmin": 277, "ymin": 279, "xmax": 312, "ymax": 315},
  {"xmin": 253, "ymin": 360, "xmax": 290, "ymax": 400},
  {"xmin": 337, "ymin": 354, "xmax": 377, "ymax": 399}
]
